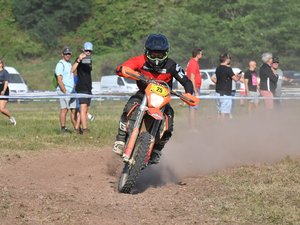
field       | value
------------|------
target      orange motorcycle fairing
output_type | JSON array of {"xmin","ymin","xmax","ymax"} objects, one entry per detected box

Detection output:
[
  {"xmin": 181, "ymin": 93, "xmax": 200, "ymax": 106},
  {"xmin": 145, "ymin": 83, "xmax": 171, "ymax": 109},
  {"xmin": 147, "ymin": 107, "xmax": 163, "ymax": 120}
]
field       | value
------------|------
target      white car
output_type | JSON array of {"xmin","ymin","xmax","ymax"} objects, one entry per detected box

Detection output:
[
  {"xmin": 5, "ymin": 66, "xmax": 29, "ymax": 94},
  {"xmin": 99, "ymin": 75, "xmax": 139, "ymax": 94},
  {"xmin": 201, "ymin": 69, "xmax": 216, "ymax": 90},
  {"xmin": 204, "ymin": 67, "xmax": 243, "ymax": 90},
  {"xmin": 91, "ymin": 81, "xmax": 101, "ymax": 94},
  {"xmin": 173, "ymin": 69, "xmax": 216, "ymax": 91}
]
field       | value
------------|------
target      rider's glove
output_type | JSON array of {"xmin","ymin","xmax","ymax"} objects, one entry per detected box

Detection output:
[{"xmin": 116, "ymin": 65, "xmax": 123, "ymax": 76}]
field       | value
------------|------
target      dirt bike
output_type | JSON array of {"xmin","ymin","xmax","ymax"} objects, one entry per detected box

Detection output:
[{"xmin": 117, "ymin": 66, "xmax": 199, "ymax": 194}]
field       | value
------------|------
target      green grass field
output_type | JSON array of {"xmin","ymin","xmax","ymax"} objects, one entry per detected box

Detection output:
[
  {"xmin": 0, "ymin": 100, "xmax": 125, "ymax": 153},
  {"xmin": 0, "ymin": 99, "xmax": 192, "ymax": 153}
]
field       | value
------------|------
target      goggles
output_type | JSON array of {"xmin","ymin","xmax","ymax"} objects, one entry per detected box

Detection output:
[{"xmin": 147, "ymin": 50, "xmax": 168, "ymax": 61}]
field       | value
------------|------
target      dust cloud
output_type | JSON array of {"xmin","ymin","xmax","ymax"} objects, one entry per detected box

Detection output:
[{"xmin": 136, "ymin": 100, "xmax": 300, "ymax": 188}]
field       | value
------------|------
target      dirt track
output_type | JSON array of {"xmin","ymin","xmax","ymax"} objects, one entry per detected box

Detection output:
[
  {"xmin": 1, "ymin": 109, "xmax": 300, "ymax": 225},
  {"xmin": 0, "ymin": 147, "xmax": 214, "ymax": 225}
]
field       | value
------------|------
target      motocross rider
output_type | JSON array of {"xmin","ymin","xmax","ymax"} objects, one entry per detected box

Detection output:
[{"xmin": 113, "ymin": 33, "xmax": 194, "ymax": 164}]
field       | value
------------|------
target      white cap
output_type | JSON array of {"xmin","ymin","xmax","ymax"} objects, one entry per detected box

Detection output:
[{"xmin": 83, "ymin": 42, "xmax": 93, "ymax": 51}]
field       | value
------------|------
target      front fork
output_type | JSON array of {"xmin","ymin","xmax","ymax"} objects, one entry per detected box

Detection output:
[{"xmin": 122, "ymin": 96, "xmax": 147, "ymax": 162}]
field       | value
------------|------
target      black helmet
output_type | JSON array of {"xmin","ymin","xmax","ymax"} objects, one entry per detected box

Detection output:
[{"xmin": 145, "ymin": 34, "xmax": 169, "ymax": 70}]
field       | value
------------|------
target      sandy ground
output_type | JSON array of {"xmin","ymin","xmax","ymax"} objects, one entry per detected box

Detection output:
[
  {"xmin": 1, "ymin": 106, "xmax": 300, "ymax": 225},
  {"xmin": 0, "ymin": 148, "xmax": 212, "ymax": 225}
]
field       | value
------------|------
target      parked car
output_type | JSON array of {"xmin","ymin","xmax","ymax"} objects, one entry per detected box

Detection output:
[
  {"xmin": 5, "ymin": 66, "xmax": 29, "ymax": 94},
  {"xmin": 91, "ymin": 81, "xmax": 101, "ymax": 94},
  {"xmin": 282, "ymin": 70, "xmax": 300, "ymax": 87},
  {"xmin": 201, "ymin": 69, "xmax": 216, "ymax": 90},
  {"xmin": 173, "ymin": 68, "xmax": 216, "ymax": 91},
  {"xmin": 99, "ymin": 75, "xmax": 139, "ymax": 93},
  {"xmin": 201, "ymin": 67, "xmax": 243, "ymax": 91}
]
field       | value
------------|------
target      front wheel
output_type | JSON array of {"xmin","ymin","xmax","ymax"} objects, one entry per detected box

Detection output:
[{"xmin": 118, "ymin": 132, "xmax": 152, "ymax": 194}]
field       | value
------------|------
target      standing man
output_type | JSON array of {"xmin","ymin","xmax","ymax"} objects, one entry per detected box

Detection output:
[
  {"xmin": 72, "ymin": 42, "xmax": 93, "ymax": 134},
  {"xmin": 186, "ymin": 48, "xmax": 202, "ymax": 128},
  {"xmin": 259, "ymin": 52, "xmax": 278, "ymax": 109},
  {"xmin": 55, "ymin": 47, "xmax": 76, "ymax": 133},
  {"xmin": 215, "ymin": 53, "xmax": 241, "ymax": 119},
  {"xmin": 244, "ymin": 60, "xmax": 260, "ymax": 112},
  {"xmin": 272, "ymin": 57, "xmax": 292, "ymax": 99}
]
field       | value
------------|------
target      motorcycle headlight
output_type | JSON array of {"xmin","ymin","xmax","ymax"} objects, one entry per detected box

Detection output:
[{"xmin": 150, "ymin": 93, "xmax": 164, "ymax": 107}]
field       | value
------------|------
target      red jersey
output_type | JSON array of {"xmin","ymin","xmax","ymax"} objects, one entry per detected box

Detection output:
[
  {"xmin": 186, "ymin": 58, "xmax": 202, "ymax": 89},
  {"xmin": 118, "ymin": 54, "xmax": 193, "ymax": 94}
]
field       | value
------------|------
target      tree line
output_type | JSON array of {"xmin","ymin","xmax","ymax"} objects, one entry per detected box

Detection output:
[{"xmin": 1, "ymin": 0, "xmax": 300, "ymax": 71}]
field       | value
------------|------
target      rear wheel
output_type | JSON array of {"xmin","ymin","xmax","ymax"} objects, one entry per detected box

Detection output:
[{"xmin": 118, "ymin": 132, "xmax": 152, "ymax": 194}]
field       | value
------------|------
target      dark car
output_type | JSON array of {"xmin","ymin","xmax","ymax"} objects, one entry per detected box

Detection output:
[{"xmin": 282, "ymin": 70, "xmax": 300, "ymax": 87}]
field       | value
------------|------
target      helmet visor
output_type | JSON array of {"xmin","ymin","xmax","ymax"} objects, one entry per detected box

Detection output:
[{"xmin": 147, "ymin": 50, "xmax": 168, "ymax": 61}]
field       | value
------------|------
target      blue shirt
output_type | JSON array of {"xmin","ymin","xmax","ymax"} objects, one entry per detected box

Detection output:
[
  {"xmin": 0, "ymin": 69, "xmax": 9, "ymax": 82},
  {"xmin": 55, "ymin": 59, "xmax": 74, "ymax": 93}
]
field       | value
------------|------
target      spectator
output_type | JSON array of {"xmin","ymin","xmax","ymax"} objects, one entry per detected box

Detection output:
[
  {"xmin": 215, "ymin": 53, "xmax": 241, "ymax": 119},
  {"xmin": 72, "ymin": 42, "xmax": 93, "ymax": 134},
  {"xmin": 73, "ymin": 75, "xmax": 95, "ymax": 134},
  {"xmin": 244, "ymin": 60, "xmax": 260, "ymax": 112},
  {"xmin": 259, "ymin": 52, "xmax": 278, "ymax": 109},
  {"xmin": 55, "ymin": 47, "xmax": 76, "ymax": 133},
  {"xmin": 186, "ymin": 48, "xmax": 202, "ymax": 129},
  {"xmin": 272, "ymin": 57, "xmax": 292, "ymax": 99},
  {"xmin": 212, "ymin": 69, "xmax": 240, "ymax": 117},
  {"xmin": 0, "ymin": 59, "xmax": 16, "ymax": 125},
  {"xmin": 211, "ymin": 72, "xmax": 237, "ymax": 116}
]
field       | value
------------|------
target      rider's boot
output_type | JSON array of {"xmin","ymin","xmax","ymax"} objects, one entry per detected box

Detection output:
[
  {"xmin": 149, "ymin": 149, "xmax": 162, "ymax": 164},
  {"xmin": 113, "ymin": 141, "xmax": 125, "ymax": 156},
  {"xmin": 112, "ymin": 121, "xmax": 127, "ymax": 156}
]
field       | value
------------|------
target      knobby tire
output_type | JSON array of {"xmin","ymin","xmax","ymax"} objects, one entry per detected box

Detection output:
[{"xmin": 118, "ymin": 132, "xmax": 152, "ymax": 194}]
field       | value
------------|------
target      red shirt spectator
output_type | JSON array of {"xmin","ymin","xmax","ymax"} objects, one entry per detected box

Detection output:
[
  {"xmin": 186, "ymin": 48, "xmax": 202, "ymax": 95},
  {"xmin": 186, "ymin": 48, "xmax": 202, "ymax": 129}
]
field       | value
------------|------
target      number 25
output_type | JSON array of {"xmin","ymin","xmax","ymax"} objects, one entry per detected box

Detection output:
[{"xmin": 156, "ymin": 86, "xmax": 162, "ymax": 93}]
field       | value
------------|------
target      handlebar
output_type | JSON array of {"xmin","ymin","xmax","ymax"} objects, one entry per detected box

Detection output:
[{"xmin": 123, "ymin": 67, "xmax": 200, "ymax": 106}]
